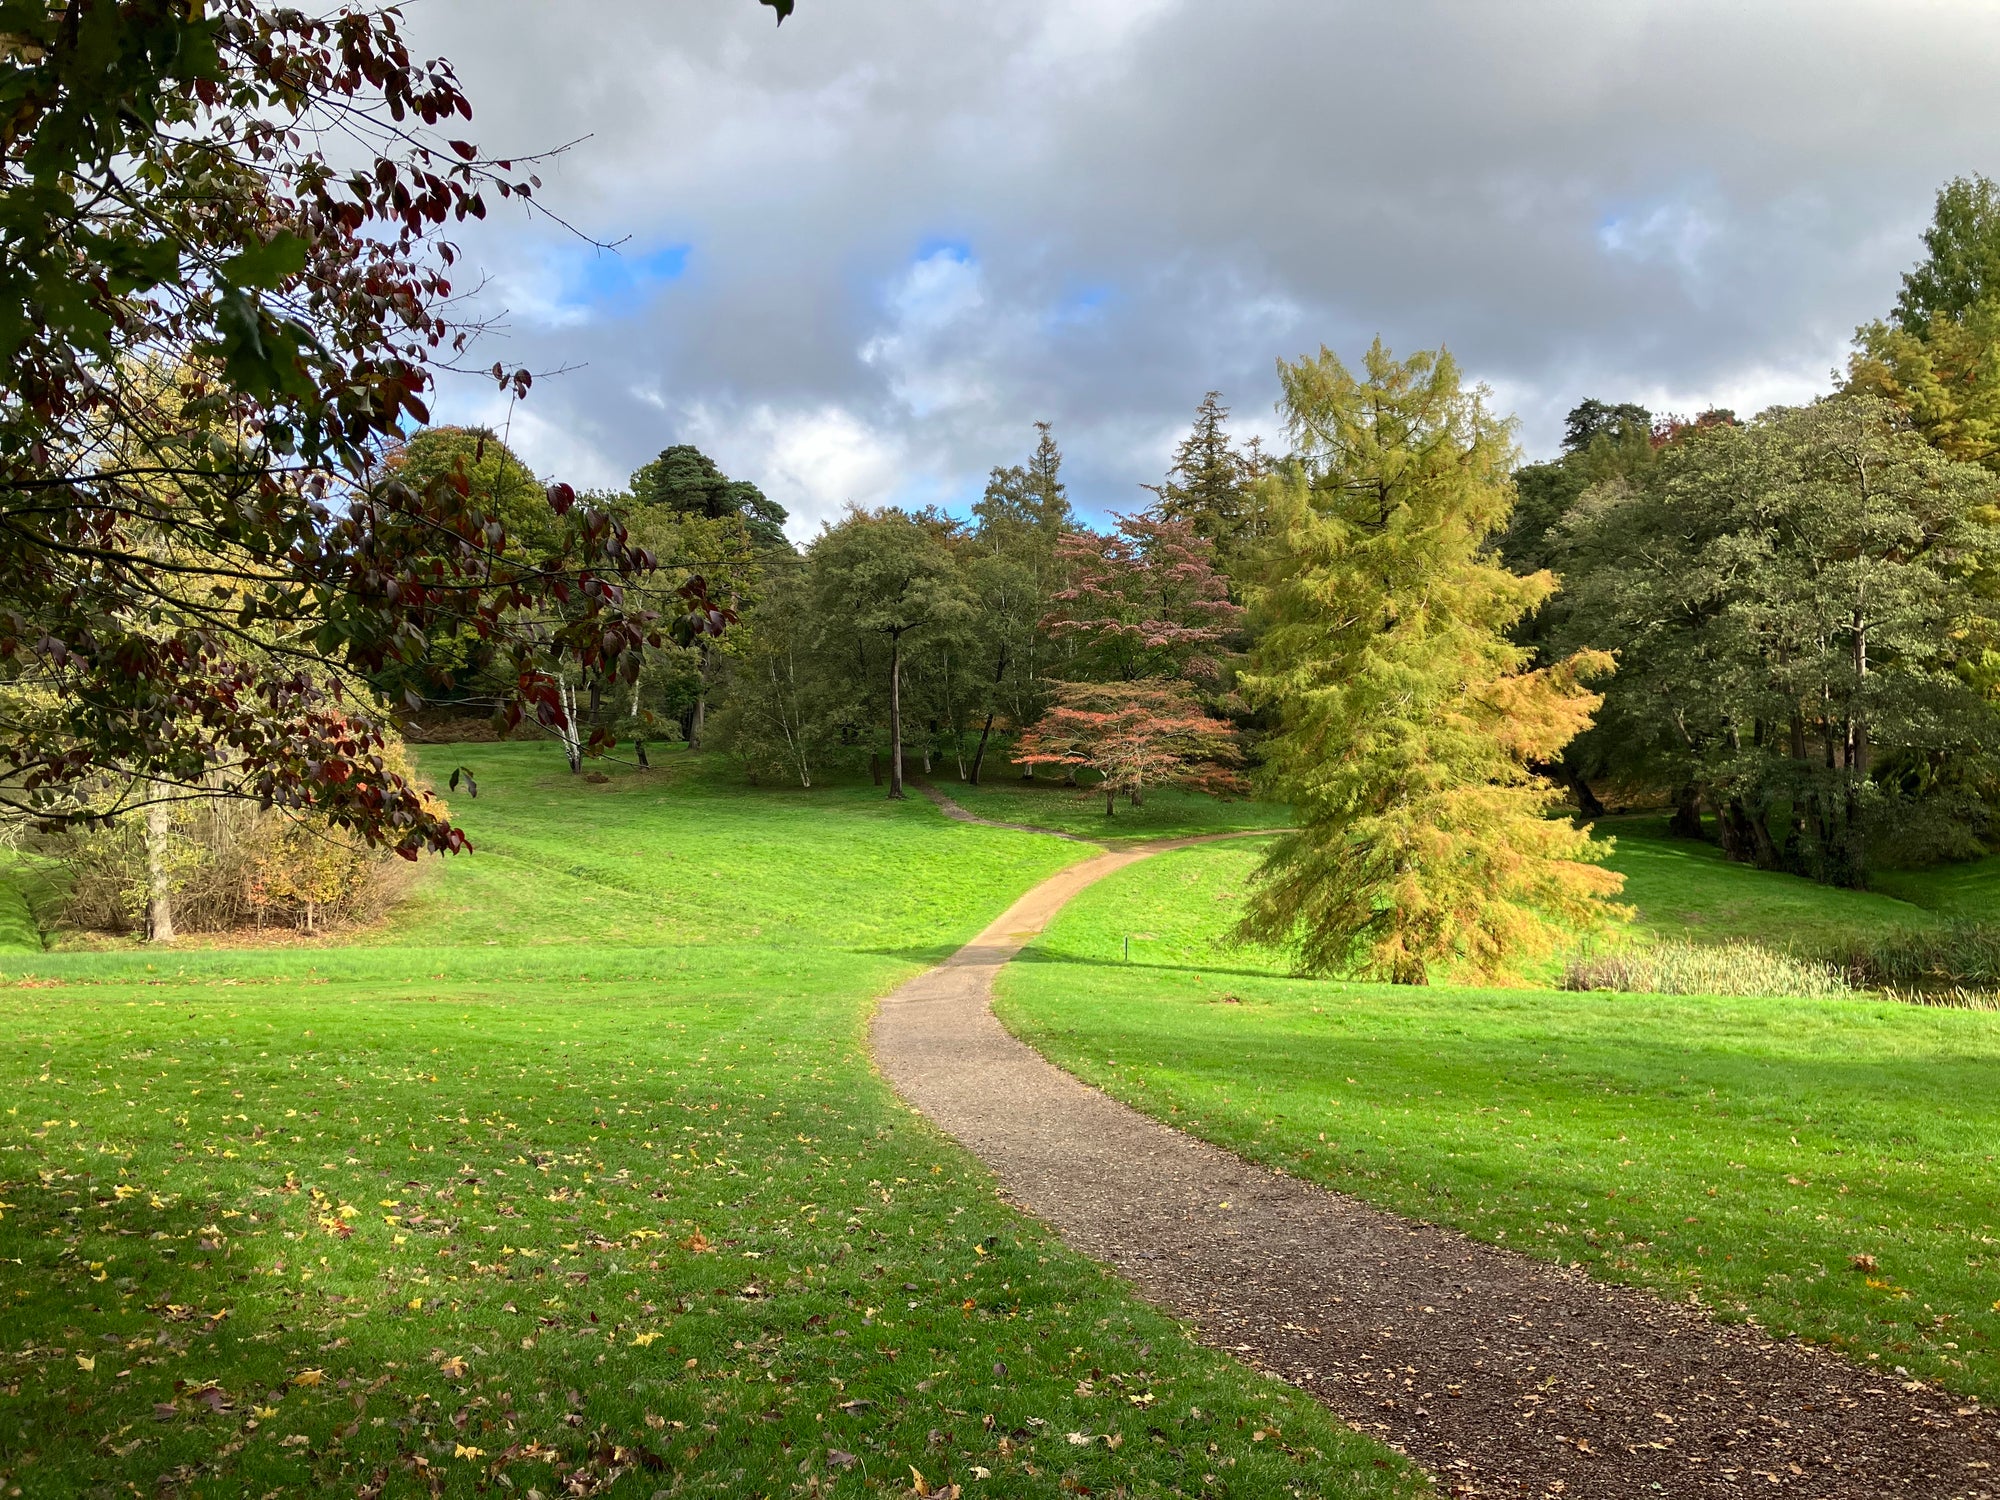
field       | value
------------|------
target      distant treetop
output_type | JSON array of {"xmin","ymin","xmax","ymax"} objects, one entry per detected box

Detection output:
[{"xmin": 630, "ymin": 445, "xmax": 790, "ymax": 550}]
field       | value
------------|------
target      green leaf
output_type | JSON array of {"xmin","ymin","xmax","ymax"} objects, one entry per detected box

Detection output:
[{"xmin": 220, "ymin": 231, "xmax": 309, "ymax": 291}]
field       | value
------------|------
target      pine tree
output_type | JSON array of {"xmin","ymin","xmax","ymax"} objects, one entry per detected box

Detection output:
[
  {"xmin": 1152, "ymin": 392, "xmax": 1264, "ymax": 565},
  {"xmin": 1025, "ymin": 420, "xmax": 1072, "ymax": 533},
  {"xmin": 1237, "ymin": 342, "xmax": 1626, "ymax": 984}
]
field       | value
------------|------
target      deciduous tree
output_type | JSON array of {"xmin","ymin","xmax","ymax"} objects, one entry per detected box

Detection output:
[
  {"xmin": 808, "ymin": 508, "xmax": 972, "ymax": 799},
  {"xmin": 1013, "ymin": 681, "xmax": 1243, "ymax": 815},
  {"xmin": 1237, "ymin": 342, "xmax": 1625, "ymax": 984},
  {"xmin": 0, "ymin": 2, "xmax": 739, "ymax": 856}
]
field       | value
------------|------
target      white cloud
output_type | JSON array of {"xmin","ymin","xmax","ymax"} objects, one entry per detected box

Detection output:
[
  {"xmin": 677, "ymin": 400, "xmax": 909, "ymax": 538},
  {"xmin": 399, "ymin": 0, "xmax": 2000, "ymax": 501}
]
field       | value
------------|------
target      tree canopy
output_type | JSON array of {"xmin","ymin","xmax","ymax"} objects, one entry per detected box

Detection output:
[{"xmin": 1236, "ymin": 342, "xmax": 1625, "ymax": 983}]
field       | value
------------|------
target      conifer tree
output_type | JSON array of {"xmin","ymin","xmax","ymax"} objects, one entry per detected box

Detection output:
[
  {"xmin": 1237, "ymin": 342, "xmax": 1626, "ymax": 984},
  {"xmin": 1153, "ymin": 392, "xmax": 1250, "ymax": 552}
]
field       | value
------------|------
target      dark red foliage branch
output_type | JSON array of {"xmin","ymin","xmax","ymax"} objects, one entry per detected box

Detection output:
[
  {"xmin": 0, "ymin": 0, "xmax": 734, "ymax": 854},
  {"xmin": 1043, "ymin": 512, "xmax": 1244, "ymax": 685}
]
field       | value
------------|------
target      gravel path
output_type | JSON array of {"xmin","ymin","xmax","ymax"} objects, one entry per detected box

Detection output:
[{"xmin": 870, "ymin": 842, "xmax": 2000, "ymax": 1498}]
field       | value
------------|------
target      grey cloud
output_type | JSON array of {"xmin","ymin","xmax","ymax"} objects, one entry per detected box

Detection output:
[{"xmin": 402, "ymin": 0, "xmax": 2000, "ymax": 534}]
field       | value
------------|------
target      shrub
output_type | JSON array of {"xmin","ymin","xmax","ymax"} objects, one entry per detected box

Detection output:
[{"xmin": 48, "ymin": 742, "xmax": 439, "ymax": 938}]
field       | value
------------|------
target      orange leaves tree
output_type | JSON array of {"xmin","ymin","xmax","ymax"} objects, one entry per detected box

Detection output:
[
  {"xmin": 1014, "ymin": 680, "xmax": 1243, "ymax": 815},
  {"xmin": 1236, "ymin": 342, "xmax": 1628, "ymax": 984}
]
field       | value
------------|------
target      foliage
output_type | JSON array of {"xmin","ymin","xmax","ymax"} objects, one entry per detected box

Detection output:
[
  {"xmin": 1045, "ymin": 512, "xmax": 1244, "ymax": 687},
  {"xmin": 1238, "ymin": 342, "xmax": 1625, "ymax": 983},
  {"xmin": 1560, "ymin": 939, "xmax": 1850, "ymax": 998},
  {"xmin": 1891, "ymin": 174, "xmax": 2000, "ymax": 333},
  {"xmin": 959, "ymin": 425, "xmax": 1079, "ymax": 781},
  {"xmin": 629, "ymin": 443, "xmax": 790, "ymax": 552},
  {"xmin": 1013, "ymin": 680, "xmax": 1244, "ymax": 815},
  {"xmin": 49, "ymin": 743, "xmax": 439, "ymax": 936},
  {"xmin": 0, "ymin": 0, "xmax": 732, "ymax": 853},
  {"xmin": 1553, "ymin": 396, "xmax": 2000, "ymax": 885},
  {"xmin": 1812, "ymin": 921, "xmax": 2000, "ymax": 992},
  {"xmin": 997, "ymin": 837, "xmax": 2000, "ymax": 1401},
  {"xmin": 0, "ymin": 744, "xmax": 1422, "ymax": 1498},
  {"xmin": 710, "ymin": 565, "xmax": 845, "ymax": 787},
  {"xmin": 807, "ymin": 508, "xmax": 973, "ymax": 798},
  {"xmin": 1147, "ymin": 392, "xmax": 1271, "ymax": 567}
]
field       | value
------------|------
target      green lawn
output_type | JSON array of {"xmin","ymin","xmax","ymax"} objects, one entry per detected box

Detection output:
[
  {"xmin": 935, "ymin": 776, "xmax": 1286, "ymax": 843},
  {"xmin": 1597, "ymin": 817, "xmax": 1939, "ymax": 945},
  {"xmin": 0, "ymin": 745, "xmax": 1424, "ymax": 1500},
  {"xmin": 995, "ymin": 839, "xmax": 2000, "ymax": 1403}
]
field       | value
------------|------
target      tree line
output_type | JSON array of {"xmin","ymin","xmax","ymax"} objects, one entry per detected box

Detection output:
[
  {"xmin": 11, "ymin": 1, "xmax": 2000, "ymax": 981},
  {"xmin": 384, "ymin": 175, "xmax": 2000, "ymax": 983}
]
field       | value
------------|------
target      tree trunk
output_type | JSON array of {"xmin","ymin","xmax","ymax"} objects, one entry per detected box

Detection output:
[
  {"xmin": 687, "ymin": 644, "xmax": 709, "ymax": 751},
  {"xmin": 145, "ymin": 801, "xmax": 175, "ymax": 944},
  {"xmin": 635, "ymin": 739, "xmax": 650, "ymax": 769},
  {"xmin": 887, "ymin": 632, "xmax": 906, "ymax": 800},
  {"xmin": 969, "ymin": 712, "xmax": 994, "ymax": 785},
  {"xmin": 1104, "ymin": 788, "xmax": 1115, "ymax": 816},
  {"xmin": 1559, "ymin": 755, "xmax": 1605, "ymax": 819},
  {"xmin": 1667, "ymin": 783, "xmax": 1704, "ymax": 839},
  {"xmin": 870, "ymin": 752, "xmax": 882, "ymax": 786}
]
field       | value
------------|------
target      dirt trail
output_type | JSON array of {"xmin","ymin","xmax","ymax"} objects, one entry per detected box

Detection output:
[{"xmin": 870, "ymin": 839, "xmax": 1999, "ymax": 1498}]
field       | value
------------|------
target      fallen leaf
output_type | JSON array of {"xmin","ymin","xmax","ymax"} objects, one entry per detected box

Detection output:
[
  {"xmin": 75, "ymin": 1355, "xmax": 94, "ymax": 1372},
  {"xmin": 826, "ymin": 1449, "xmax": 859, "ymax": 1471},
  {"xmin": 438, "ymin": 1356, "xmax": 468, "ymax": 1379},
  {"xmin": 292, "ymin": 1368, "xmax": 324, "ymax": 1388}
]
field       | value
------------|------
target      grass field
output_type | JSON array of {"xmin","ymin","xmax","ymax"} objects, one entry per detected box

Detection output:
[
  {"xmin": 994, "ymin": 838, "xmax": 2000, "ymax": 1403},
  {"xmin": 0, "ymin": 746, "xmax": 1426, "ymax": 1500},
  {"xmin": 1598, "ymin": 817, "xmax": 1942, "ymax": 945}
]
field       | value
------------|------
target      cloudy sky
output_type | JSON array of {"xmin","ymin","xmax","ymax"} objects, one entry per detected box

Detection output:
[{"xmin": 403, "ymin": 0, "xmax": 2000, "ymax": 539}]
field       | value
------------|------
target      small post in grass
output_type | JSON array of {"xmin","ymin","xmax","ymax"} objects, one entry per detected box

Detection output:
[{"xmin": 1123, "ymin": 934, "xmax": 1130, "ymax": 963}]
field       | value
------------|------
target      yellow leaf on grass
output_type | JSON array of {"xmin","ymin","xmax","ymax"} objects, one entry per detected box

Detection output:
[
  {"xmin": 292, "ymin": 1368, "xmax": 324, "ymax": 1388},
  {"xmin": 632, "ymin": 1331, "xmax": 658, "ymax": 1347},
  {"xmin": 453, "ymin": 1444, "xmax": 485, "ymax": 1460},
  {"xmin": 439, "ymin": 1356, "xmax": 468, "ymax": 1378},
  {"xmin": 75, "ymin": 1355, "xmax": 94, "ymax": 1372}
]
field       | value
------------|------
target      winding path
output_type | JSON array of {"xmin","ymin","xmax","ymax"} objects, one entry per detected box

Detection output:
[{"xmin": 870, "ymin": 833, "xmax": 2000, "ymax": 1498}]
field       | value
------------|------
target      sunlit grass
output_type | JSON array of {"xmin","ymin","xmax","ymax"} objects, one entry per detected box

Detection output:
[
  {"xmin": 0, "ymin": 745, "xmax": 1425, "ymax": 1499},
  {"xmin": 995, "ymin": 841, "xmax": 2000, "ymax": 1401}
]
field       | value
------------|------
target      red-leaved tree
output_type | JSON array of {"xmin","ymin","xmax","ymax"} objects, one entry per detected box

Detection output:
[
  {"xmin": 0, "ymin": 2, "xmax": 762, "ymax": 857},
  {"xmin": 1044, "ymin": 512, "xmax": 1244, "ymax": 685},
  {"xmin": 1013, "ymin": 680, "xmax": 1243, "ymax": 815}
]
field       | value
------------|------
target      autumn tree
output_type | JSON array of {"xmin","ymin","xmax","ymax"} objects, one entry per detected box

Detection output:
[
  {"xmin": 1014, "ymin": 681, "xmax": 1242, "ymax": 816},
  {"xmin": 808, "ymin": 508, "xmax": 972, "ymax": 799},
  {"xmin": 1237, "ymin": 342, "xmax": 1626, "ymax": 984},
  {"xmin": 1044, "ymin": 513, "xmax": 1244, "ymax": 688},
  {"xmin": 0, "ymin": 2, "xmax": 754, "ymax": 854}
]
